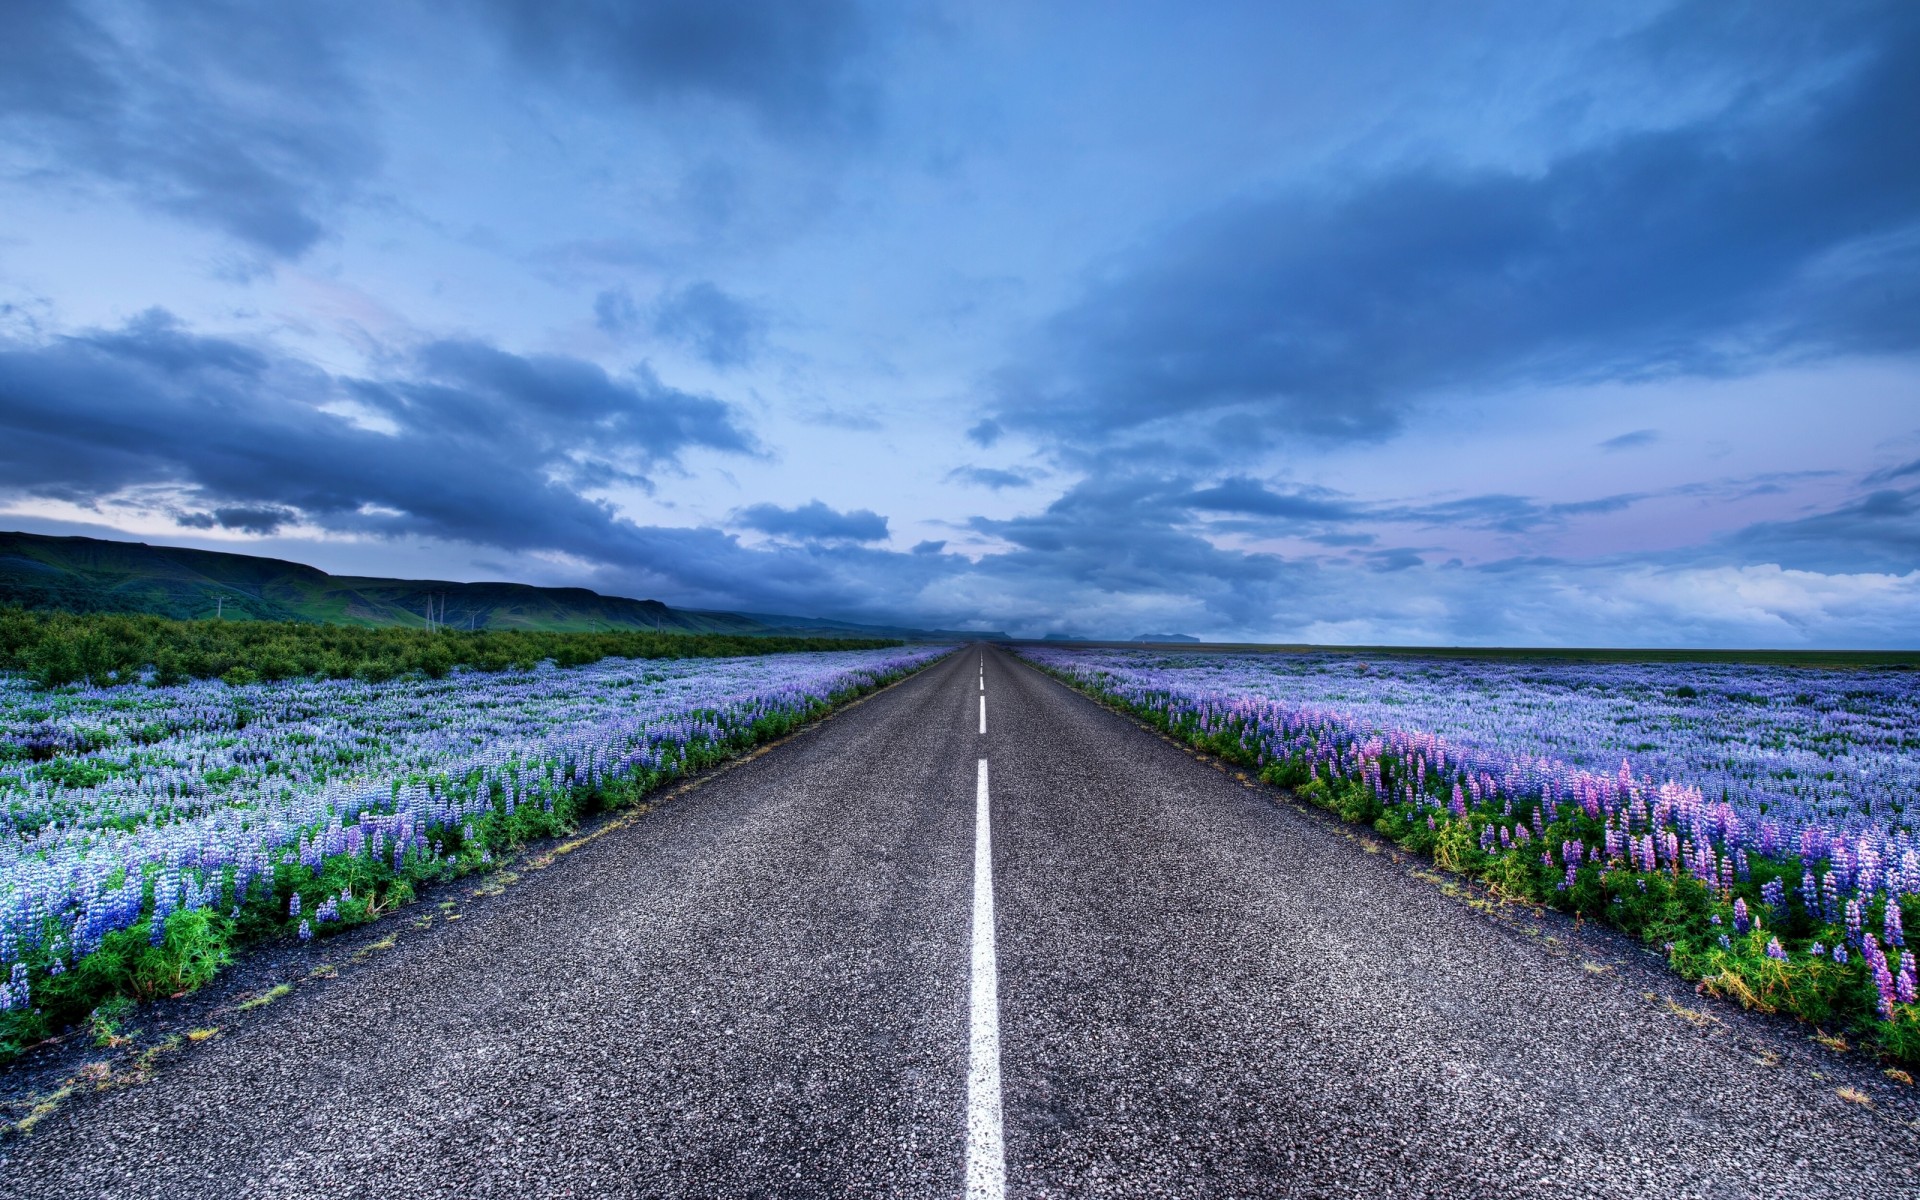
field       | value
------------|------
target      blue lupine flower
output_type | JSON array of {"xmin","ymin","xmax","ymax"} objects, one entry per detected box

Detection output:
[{"xmin": 1760, "ymin": 878, "xmax": 1785, "ymax": 914}]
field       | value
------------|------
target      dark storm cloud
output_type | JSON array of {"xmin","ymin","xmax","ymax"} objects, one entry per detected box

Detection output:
[
  {"xmin": 370, "ymin": 339, "xmax": 755, "ymax": 463},
  {"xmin": 176, "ymin": 506, "xmax": 300, "ymax": 535},
  {"xmin": 0, "ymin": 310, "xmax": 754, "ymax": 555},
  {"xmin": 481, "ymin": 0, "xmax": 874, "ymax": 136},
  {"xmin": 0, "ymin": 0, "xmax": 378, "ymax": 257},
  {"xmin": 1366, "ymin": 548, "xmax": 1425, "ymax": 572},
  {"xmin": 1865, "ymin": 459, "xmax": 1920, "ymax": 486},
  {"xmin": 593, "ymin": 287, "xmax": 642, "ymax": 336},
  {"xmin": 985, "ymin": 5, "xmax": 1920, "ymax": 453},
  {"xmin": 1723, "ymin": 484, "xmax": 1920, "ymax": 573},
  {"xmin": 734, "ymin": 500, "xmax": 889, "ymax": 543},
  {"xmin": 945, "ymin": 466, "xmax": 1036, "ymax": 491},
  {"xmin": 965, "ymin": 475, "xmax": 1302, "ymax": 630},
  {"xmin": 1182, "ymin": 478, "xmax": 1360, "ymax": 522},
  {"xmin": 650, "ymin": 282, "xmax": 767, "ymax": 368},
  {"xmin": 1398, "ymin": 493, "xmax": 1645, "ymax": 535},
  {"xmin": 1600, "ymin": 429, "xmax": 1661, "ymax": 452},
  {"xmin": 1173, "ymin": 476, "xmax": 1649, "ymax": 536}
]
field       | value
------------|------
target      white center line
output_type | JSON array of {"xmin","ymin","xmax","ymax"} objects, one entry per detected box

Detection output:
[
  {"xmin": 978, "ymin": 693, "xmax": 987, "ymax": 735},
  {"xmin": 965, "ymin": 757, "xmax": 1005, "ymax": 1199}
]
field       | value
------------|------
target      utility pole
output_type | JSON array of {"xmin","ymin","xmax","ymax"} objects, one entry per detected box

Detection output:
[{"xmin": 214, "ymin": 596, "xmax": 223, "ymax": 620}]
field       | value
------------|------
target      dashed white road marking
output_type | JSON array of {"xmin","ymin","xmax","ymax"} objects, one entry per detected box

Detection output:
[
  {"xmin": 965, "ymin": 757, "xmax": 1005, "ymax": 1199},
  {"xmin": 978, "ymin": 694, "xmax": 987, "ymax": 735}
]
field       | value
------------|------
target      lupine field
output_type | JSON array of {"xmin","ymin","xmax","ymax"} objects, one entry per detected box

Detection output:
[
  {"xmin": 0, "ymin": 644, "xmax": 949, "ymax": 1055},
  {"xmin": 1019, "ymin": 646, "xmax": 1920, "ymax": 1062}
]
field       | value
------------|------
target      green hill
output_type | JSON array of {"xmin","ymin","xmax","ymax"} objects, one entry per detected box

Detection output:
[{"xmin": 0, "ymin": 531, "xmax": 998, "ymax": 640}]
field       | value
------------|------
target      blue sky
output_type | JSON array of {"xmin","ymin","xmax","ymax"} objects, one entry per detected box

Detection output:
[{"xmin": 1, "ymin": 1, "xmax": 1917, "ymax": 645}]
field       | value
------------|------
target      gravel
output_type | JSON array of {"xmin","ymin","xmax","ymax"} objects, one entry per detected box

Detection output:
[{"xmin": 3, "ymin": 646, "xmax": 1915, "ymax": 1198}]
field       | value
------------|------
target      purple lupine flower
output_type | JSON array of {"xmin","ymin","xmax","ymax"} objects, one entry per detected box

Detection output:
[
  {"xmin": 1887, "ymin": 900, "xmax": 1905, "ymax": 949},
  {"xmin": 297, "ymin": 920, "xmax": 312, "ymax": 942},
  {"xmin": 1766, "ymin": 937, "xmax": 1787, "ymax": 961},
  {"xmin": 1810, "ymin": 941, "xmax": 1825, "ymax": 957},
  {"xmin": 1901, "ymin": 952, "xmax": 1918, "ymax": 1006},
  {"xmin": 1846, "ymin": 899, "xmax": 1863, "ymax": 946},
  {"xmin": 1834, "ymin": 945, "xmax": 1849, "ymax": 966},
  {"xmin": 1865, "ymin": 938, "xmax": 1896, "ymax": 1019},
  {"xmin": 1732, "ymin": 898, "xmax": 1750, "ymax": 935},
  {"xmin": 289, "ymin": 892, "xmax": 301, "ymax": 918},
  {"xmin": 1717, "ymin": 933, "xmax": 1731, "ymax": 951}
]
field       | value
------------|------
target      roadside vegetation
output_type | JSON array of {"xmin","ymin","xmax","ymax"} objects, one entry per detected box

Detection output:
[
  {"xmin": 0, "ymin": 645, "xmax": 950, "ymax": 1059},
  {"xmin": 0, "ymin": 607, "xmax": 900, "ymax": 689},
  {"xmin": 1022, "ymin": 646, "xmax": 1920, "ymax": 1066}
]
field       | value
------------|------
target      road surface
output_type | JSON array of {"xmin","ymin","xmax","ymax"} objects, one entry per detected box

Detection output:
[{"xmin": 3, "ymin": 646, "xmax": 1915, "ymax": 1198}]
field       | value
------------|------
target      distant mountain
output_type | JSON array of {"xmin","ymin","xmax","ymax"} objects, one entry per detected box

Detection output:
[
  {"xmin": 1131, "ymin": 633, "xmax": 1200, "ymax": 643},
  {"xmin": 0, "ymin": 531, "xmax": 1004, "ymax": 641}
]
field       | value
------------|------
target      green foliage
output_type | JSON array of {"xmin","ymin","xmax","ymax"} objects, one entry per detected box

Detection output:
[
  {"xmin": 0, "ymin": 606, "xmax": 901, "ymax": 690},
  {"xmin": 87, "ymin": 995, "xmax": 138, "ymax": 1047},
  {"xmin": 35, "ymin": 757, "xmax": 116, "ymax": 790},
  {"xmin": 10, "ymin": 909, "xmax": 237, "ymax": 1054}
]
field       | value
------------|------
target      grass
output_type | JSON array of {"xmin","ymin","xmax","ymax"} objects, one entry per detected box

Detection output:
[
  {"xmin": 13, "ymin": 1086, "xmax": 73, "ymax": 1134},
  {"xmin": 236, "ymin": 984, "xmax": 291, "ymax": 1012}
]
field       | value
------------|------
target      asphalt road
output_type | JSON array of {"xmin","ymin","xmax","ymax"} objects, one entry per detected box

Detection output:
[{"xmin": 4, "ymin": 646, "xmax": 1916, "ymax": 1198}]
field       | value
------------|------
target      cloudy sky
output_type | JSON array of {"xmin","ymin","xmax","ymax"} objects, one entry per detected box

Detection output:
[{"xmin": 2, "ymin": 1, "xmax": 1916, "ymax": 645}]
